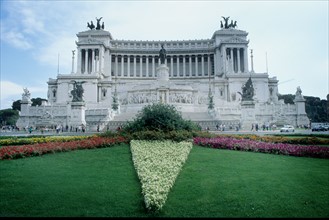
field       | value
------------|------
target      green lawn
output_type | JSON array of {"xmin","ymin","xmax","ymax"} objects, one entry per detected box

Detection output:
[{"xmin": 0, "ymin": 144, "xmax": 328, "ymax": 217}]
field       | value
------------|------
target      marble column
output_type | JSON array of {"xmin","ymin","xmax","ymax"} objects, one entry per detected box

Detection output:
[
  {"xmin": 183, "ymin": 55, "xmax": 186, "ymax": 77},
  {"xmin": 176, "ymin": 56, "xmax": 180, "ymax": 77},
  {"xmin": 115, "ymin": 55, "xmax": 118, "ymax": 77},
  {"xmin": 201, "ymin": 55, "xmax": 205, "ymax": 76},
  {"xmin": 92, "ymin": 49, "xmax": 95, "ymax": 74},
  {"xmin": 207, "ymin": 54, "xmax": 210, "ymax": 76},
  {"xmin": 127, "ymin": 55, "xmax": 131, "ymax": 77},
  {"xmin": 146, "ymin": 56, "xmax": 149, "ymax": 77},
  {"xmin": 237, "ymin": 48, "xmax": 241, "ymax": 73},
  {"xmin": 189, "ymin": 55, "xmax": 192, "ymax": 77},
  {"xmin": 140, "ymin": 56, "xmax": 143, "ymax": 77},
  {"xmin": 99, "ymin": 48, "xmax": 103, "ymax": 73},
  {"xmin": 152, "ymin": 56, "xmax": 155, "ymax": 77},
  {"xmin": 195, "ymin": 55, "xmax": 198, "ymax": 77},
  {"xmin": 77, "ymin": 49, "xmax": 81, "ymax": 74},
  {"xmin": 134, "ymin": 56, "xmax": 136, "ymax": 77},
  {"xmin": 121, "ymin": 55, "xmax": 124, "ymax": 77},
  {"xmin": 170, "ymin": 56, "xmax": 174, "ymax": 77},
  {"xmin": 230, "ymin": 48, "xmax": 234, "ymax": 73},
  {"xmin": 84, "ymin": 49, "xmax": 88, "ymax": 74}
]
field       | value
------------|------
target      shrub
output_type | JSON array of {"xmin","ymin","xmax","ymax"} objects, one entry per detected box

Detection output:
[{"xmin": 122, "ymin": 103, "xmax": 201, "ymax": 133}]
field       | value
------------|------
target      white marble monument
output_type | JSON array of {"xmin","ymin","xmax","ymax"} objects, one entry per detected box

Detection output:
[{"xmin": 16, "ymin": 17, "xmax": 310, "ymax": 131}]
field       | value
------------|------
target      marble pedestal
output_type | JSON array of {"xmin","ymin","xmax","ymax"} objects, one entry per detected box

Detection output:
[
  {"xmin": 156, "ymin": 64, "xmax": 169, "ymax": 82},
  {"xmin": 70, "ymin": 102, "xmax": 86, "ymax": 127},
  {"xmin": 240, "ymin": 100, "xmax": 256, "ymax": 130}
]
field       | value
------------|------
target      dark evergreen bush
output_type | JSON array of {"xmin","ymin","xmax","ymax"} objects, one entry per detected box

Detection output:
[{"xmin": 122, "ymin": 103, "xmax": 201, "ymax": 133}]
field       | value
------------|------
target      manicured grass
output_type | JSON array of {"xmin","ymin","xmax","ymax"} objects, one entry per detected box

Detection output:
[
  {"xmin": 1, "ymin": 144, "xmax": 328, "ymax": 217},
  {"xmin": 0, "ymin": 144, "xmax": 147, "ymax": 217},
  {"xmin": 160, "ymin": 146, "xmax": 329, "ymax": 218}
]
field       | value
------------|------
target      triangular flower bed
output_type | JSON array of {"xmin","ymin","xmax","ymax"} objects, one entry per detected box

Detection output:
[{"xmin": 130, "ymin": 140, "xmax": 193, "ymax": 212}]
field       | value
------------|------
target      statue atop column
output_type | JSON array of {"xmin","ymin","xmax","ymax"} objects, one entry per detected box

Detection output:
[
  {"xmin": 238, "ymin": 77, "xmax": 254, "ymax": 101},
  {"xmin": 159, "ymin": 44, "xmax": 166, "ymax": 64},
  {"xmin": 294, "ymin": 86, "xmax": 305, "ymax": 101},
  {"xmin": 22, "ymin": 88, "xmax": 31, "ymax": 101}
]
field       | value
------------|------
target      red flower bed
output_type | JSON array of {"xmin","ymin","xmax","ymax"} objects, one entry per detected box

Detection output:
[
  {"xmin": 193, "ymin": 136, "xmax": 329, "ymax": 159},
  {"xmin": 0, "ymin": 136, "xmax": 128, "ymax": 160}
]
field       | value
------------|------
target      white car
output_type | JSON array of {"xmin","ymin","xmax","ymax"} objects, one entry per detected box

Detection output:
[{"xmin": 280, "ymin": 125, "xmax": 295, "ymax": 132}]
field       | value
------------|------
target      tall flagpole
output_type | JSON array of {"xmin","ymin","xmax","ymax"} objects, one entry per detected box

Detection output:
[
  {"xmin": 57, "ymin": 53, "xmax": 60, "ymax": 75},
  {"xmin": 265, "ymin": 52, "xmax": 268, "ymax": 73}
]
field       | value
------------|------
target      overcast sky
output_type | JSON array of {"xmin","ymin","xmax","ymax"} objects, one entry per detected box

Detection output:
[{"xmin": 1, "ymin": 0, "xmax": 328, "ymax": 110}]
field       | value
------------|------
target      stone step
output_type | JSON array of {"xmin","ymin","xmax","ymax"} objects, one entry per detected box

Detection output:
[{"xmin": 181, "ymin": 112, "xmax": 213, "ymax": 121}]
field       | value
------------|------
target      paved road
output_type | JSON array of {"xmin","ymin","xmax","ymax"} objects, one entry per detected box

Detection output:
[
  {"xmin": 0, "ymin": 130, "xmax": 97, "ymax": 137},
  {"xmin": 1, "ymin": 129, "xmax": 328, "ymax": 137},
  {"xmin": 211, "ymin": 129, "xmax": 329, "ymax": 136}
]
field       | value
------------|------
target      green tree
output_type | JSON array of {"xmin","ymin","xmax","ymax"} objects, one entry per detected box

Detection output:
[
  {"xmin": 123, "ymin": 103, "xmax": 201, "ymax": 133},
  {"xmin": 12, "ymin": 100, "xmax": 21, "ymax": 111},
  {"xmin": 304, "ymin": 96, "xmax": 328, "ymax": 122},
  {"xmin": 0, "ymin": 109, "xmax": 19, "ymax": 126},
  {"xmin": 278, "ymin": 94, "xmax": 294, "ymax": 104},
  {"xmin": 31, "ymin": 97, "xmax": 47, "ymax": 106},
  {"xmin": 12, "ymin": 97, "xmax": 48, "ymax": 111},
  {"xmin": 278, "ymin": 94, "xmax": 328, "ymax": 122}
]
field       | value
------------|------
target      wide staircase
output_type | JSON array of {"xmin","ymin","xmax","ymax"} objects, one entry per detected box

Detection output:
[
  {"xmin": 106, "ymin": 111, "xmax": 224, "ymax": 131},
  {"xmin": 181, "ymin": 112, "xmax": 221, "ymax": 130},
  {"xmin": 106, "ymin": 112, "xmax": 137, "ymax": 131}
]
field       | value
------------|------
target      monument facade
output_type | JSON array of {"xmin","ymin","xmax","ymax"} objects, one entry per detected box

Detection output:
[{"xmin": 16, "ymin": 17, "xmax": 309, "ymax": 131}]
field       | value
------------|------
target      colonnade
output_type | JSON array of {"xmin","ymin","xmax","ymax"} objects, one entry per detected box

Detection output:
[
  {"xmin": 77, "ymin": 48, "xmax": 103, "ymax": 74},
  {"xmin": 76, "ymin": 47, "xmax": 248, "ymax": 76},
  {"xmin": 224, "ymin": 47, "xmax": 248, "ymax": 73},
  {"xmin": 110, "ymin": 54, "xmax": 214, "ymax": 78}
]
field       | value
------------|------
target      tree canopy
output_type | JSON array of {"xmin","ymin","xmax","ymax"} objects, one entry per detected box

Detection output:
[
  {"xmin": 0, "ymin": 109, "xmax": 19, "ymax": 126},
  {"xmin": 122, "ymin": 103, "xmax": 201, "ymax": 133}
]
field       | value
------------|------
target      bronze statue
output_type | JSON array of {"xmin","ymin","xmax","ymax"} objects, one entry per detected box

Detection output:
[
  {"xmin": 232, "ymin": 20, "xmax": 237, "ymax": 28},
  {"xmin": 71, "ymin": 81, "xmax": 85, "ymax": 102},
  {"xmin": 159, "ymin": 44, "xmax": 166, "ymax": 64},
  {"xmin": 221, "ymin": 16, "xmax": 230, "ymax": 29},
  {"xmin": 87, "ymin": 21, "xmax": 95, "ymax": 30},
  {"xmin": 228, "ymin": 20, "xmax": 237, "ymax": 28},
  {"xmin": 238, "ymin": 77, "xmax": 254, "ymax": 101},
  {"xmin": 221, "ymin": 16, "xmax": 237, "ymax": 29},
  {"xmin": 96, "ymin": 17, "xmax": 103, "ymax": 30}
]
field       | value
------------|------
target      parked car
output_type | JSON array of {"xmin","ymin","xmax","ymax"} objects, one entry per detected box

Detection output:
[
  {"xmin": 280, "ymin": 125, "xmax": 295, "ymax": 132},
  {"xmin": 312, "ymin": 126, "xmax": 326, "ymax": 132}
]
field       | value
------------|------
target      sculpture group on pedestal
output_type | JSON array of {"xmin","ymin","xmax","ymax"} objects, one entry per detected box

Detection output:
[
  {"xmin": 71, "ymin": 81, "xmax": 85, "ymax": 102},
  {"xmin": 22, "ymin": 88, "xmax": 31, "ymax": 101},
  {"xmin": 87, "ymin": 17, "xmax": 105, "ymax": 30},
  {"xmin": 220, "ymin": 16, "xmax": 237, "ymax": 29},
  {"xmin": 238, "ymin": 77, "xmax": 254, "ymax": 101}
]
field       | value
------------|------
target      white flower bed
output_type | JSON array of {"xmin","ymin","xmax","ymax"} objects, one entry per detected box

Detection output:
[{"xmin": 130, "ymin": 140, "xmax": 193, "ymax": 211}]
